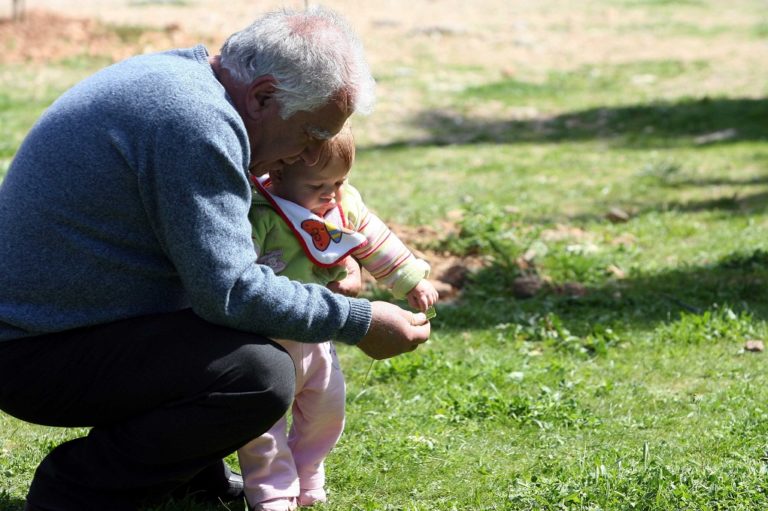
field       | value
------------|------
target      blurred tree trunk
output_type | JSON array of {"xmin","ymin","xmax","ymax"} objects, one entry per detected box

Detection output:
[{"xmin": 13, "ymin": 0, "xmax": 25, "ymax": 21}]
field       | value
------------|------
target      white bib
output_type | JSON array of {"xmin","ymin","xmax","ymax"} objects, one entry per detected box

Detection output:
[{"xmin": 252, "ymin": 175, "xmax": 368, "ymax": 267}]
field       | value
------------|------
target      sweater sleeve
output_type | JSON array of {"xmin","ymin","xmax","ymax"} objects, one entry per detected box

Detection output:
[
  {"xmin": 136, "ymin": 98, "xmax": 370, "ymax": 345},
  {"xmin": 344, "ymin": 185, "xmax": 431, "ymax": 299}
]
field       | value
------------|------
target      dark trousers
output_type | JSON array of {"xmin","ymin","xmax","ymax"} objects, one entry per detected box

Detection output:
[{"xmin": 0, "ymin": 309, "xmax": 295, "ymax": 511}]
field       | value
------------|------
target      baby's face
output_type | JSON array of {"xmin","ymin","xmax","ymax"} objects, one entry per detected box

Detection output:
[{"xmin": 271, "ymin": 155, "xmax": 350, "ymax": 216}]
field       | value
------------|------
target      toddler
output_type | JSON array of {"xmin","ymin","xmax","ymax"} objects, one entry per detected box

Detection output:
[{"xmin": 238, "ymin": 125, "xmax": 438, "ymax": 510}]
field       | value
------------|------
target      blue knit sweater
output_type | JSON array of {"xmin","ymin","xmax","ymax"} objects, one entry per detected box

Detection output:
[{"xmin": 0, "ymin": 45, "xmax": 371, "ymax": 344}]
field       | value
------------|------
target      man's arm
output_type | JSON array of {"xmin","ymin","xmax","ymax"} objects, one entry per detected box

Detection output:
[{"xmin": 137, "ymin": 99, "xmax": 369, "ymax": 344}]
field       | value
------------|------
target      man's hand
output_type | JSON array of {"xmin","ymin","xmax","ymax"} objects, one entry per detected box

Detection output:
[
  {"xmin": 327, "ymin": 257, "xmax": 363, "ymax": 297},
  {"xmin": 356, "ymin": 301, "xmax": 431, "ymax": 360}
]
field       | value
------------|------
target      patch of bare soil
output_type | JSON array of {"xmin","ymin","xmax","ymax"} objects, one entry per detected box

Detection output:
[
  {"xmin": 372, "ymin": 221, "xmax": 489, "ymax": 303},
  {"xmin": 0, "ymin": 10, "xmax": 205, "ymax": 64},
  {"xmin": 382, "ymin": 221, "xmax": 606, "ymax": 303}
]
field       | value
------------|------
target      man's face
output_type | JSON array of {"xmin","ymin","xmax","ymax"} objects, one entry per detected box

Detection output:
[{"xmin": 248, "ymin": 98, "xmax": 349, "ymax": 176}]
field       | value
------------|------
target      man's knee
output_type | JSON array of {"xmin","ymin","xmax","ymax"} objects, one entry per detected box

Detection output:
[
  {"xmin": 245, "ymin": 342, "xmax": 295, "ymax": 420},
  {"xmin": 217, "ymin": 340, "xmax": 295, "ymax": 415}
]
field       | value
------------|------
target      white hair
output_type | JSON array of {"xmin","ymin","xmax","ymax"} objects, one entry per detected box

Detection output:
[{"xmin": 219, "ymin": 6, "xmax": 376, "ymax": 119}]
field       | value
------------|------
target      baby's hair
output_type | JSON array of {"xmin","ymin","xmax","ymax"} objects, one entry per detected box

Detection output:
[{"xmin": 316, "ymin": 124, "xmax": 355, "ymax": 171}]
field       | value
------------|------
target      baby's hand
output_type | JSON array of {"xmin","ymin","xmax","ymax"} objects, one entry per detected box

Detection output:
[{"xmin": 406, "ymin": 279, "xmax": 439, "ymax": 313}]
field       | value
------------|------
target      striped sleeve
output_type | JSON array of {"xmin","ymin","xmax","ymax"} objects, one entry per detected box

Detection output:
[{"xmin": 344, "ymin": 185, "xmax": 430, "ymax": 299}]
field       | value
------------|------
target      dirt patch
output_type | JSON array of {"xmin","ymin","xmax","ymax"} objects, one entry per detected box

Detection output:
[
  {"xmin": 8, "ymin": 1, "xmax": 764, "ymax": 73},
  {"xmin": 0, "ymin": 10, "xmax": 206, "ymax": 64},
  {"xmin": 371, "ymin": 221, "xmax": 489, "ymax": 303}
]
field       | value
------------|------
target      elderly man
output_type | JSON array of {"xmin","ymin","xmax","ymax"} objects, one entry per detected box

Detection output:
[{"xmin": 0, "ymin": 7, "xmax": 429, "ymax": 511}]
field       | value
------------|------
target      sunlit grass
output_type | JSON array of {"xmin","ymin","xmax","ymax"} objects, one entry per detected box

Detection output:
[{"xmin": 2, "ymin": 1, "xmax": 768, "ymax": 509}]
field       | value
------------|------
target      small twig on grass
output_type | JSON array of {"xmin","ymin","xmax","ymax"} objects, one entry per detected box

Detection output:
[
  {"xmin": 363, "ymin": 359, "xmax": 376, "ymax": 384},
  {"xmin": 658, "ymin": 293, "xmax": 703, "ymax": 314}
]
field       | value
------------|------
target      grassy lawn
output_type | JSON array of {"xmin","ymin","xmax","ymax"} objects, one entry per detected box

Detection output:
[{"xmin": 2, "ymin": 0, "xmax": 768, "ymax": 509}]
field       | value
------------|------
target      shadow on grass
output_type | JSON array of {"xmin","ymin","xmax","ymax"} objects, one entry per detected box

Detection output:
[
  {"xmin": 439, "ymin": 248, "xmax": 768, "ymax": 336},
  {"xmin": 0, "ymin": 493, "xmax": 232, "ymax": 511},
  {"xmin": 536, "ymin": 185, "xmax": 768, "ymax": 228},
  {"xmin": 666, "ymin": 174, "xmax": 768, "ymax": 188},
  {"xmin": 651, "ymin": 189, "xmax": 768, "ymax": 215},
  {"xmin": 363, "ymin": 97, "xmax": 768, "ymax": 149},
  {"xmin": 562, "ymin": 186, "xmax": 768, "ymax": 225},
  {"xmin": 142, "ymin": 499, "xmax": 240, "ymax": 511},
  {"xmin": 0, "ymin": 495, "xmax": 25, "ymax": 511}
]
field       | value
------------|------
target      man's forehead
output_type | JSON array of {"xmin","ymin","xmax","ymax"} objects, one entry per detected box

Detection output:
[{"xmin": 305, "ymin": 99, "xmax": 350, "ymax": 138}]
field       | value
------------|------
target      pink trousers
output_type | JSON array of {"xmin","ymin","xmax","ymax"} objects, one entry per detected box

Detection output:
[{"xmin": 237, "ymin": 340, "xmax": 346, "ymax": 507}]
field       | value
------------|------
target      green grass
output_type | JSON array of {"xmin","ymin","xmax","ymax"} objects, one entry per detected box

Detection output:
[{"xmin": 2, "ymin": 0, "xmax": 768, "ymax": 509}]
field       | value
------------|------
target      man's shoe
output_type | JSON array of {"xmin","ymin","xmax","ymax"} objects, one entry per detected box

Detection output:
[{"xmin": 173, "ymin": 460, "xmax": 245, "ymax": 502}]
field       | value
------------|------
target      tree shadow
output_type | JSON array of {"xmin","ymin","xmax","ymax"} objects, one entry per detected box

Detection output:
[
  {"xmin": 0, "ymin": 495, "xmax": 26, "ymax": 511},
  {"xmin": 140, "ymin": 497, "xmax": 239, "ymax": 511},
  {"xmin": 559, "ymin": 186, "xmax": 768, "ymax": 225},
  {"xmin": 363, "ymin": 97, "xmax": 768, "ymax": 149},
  {"xmin": 665, "ymin": 175, "xmax": 768, "ymax": 188},
  {"xmin": 438, "ymin": 248, "xmax": 768, "ymax": 337},
  {"xmin": 0, "ymin": 492, "xmax": 232, "ymax": 511},
  {"xmin": 649, "ymin": 189, "xmax": 768, "ymax": 215}
]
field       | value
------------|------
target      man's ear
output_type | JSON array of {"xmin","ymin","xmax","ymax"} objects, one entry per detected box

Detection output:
[{"xmin": 245, "ymin": 76, "xmax": 278, "ymax": 119}]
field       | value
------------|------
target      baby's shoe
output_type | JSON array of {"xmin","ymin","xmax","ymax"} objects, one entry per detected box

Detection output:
[
  {"xmin": 297, "ymin": 488, "xmax": 327, "ymax": 507},
  {"xmin": 251, "ymin": 497, "xmax": 297, "ymax": 511}
]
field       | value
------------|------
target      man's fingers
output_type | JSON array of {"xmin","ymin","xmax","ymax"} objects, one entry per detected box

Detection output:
[
  {"xmin": 411, "ymin": 322, "xmax": 431, "ymax": 344},
  {"xmin": 409, "ymin": 312, "xmax": 431, "ymax": 344}
]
